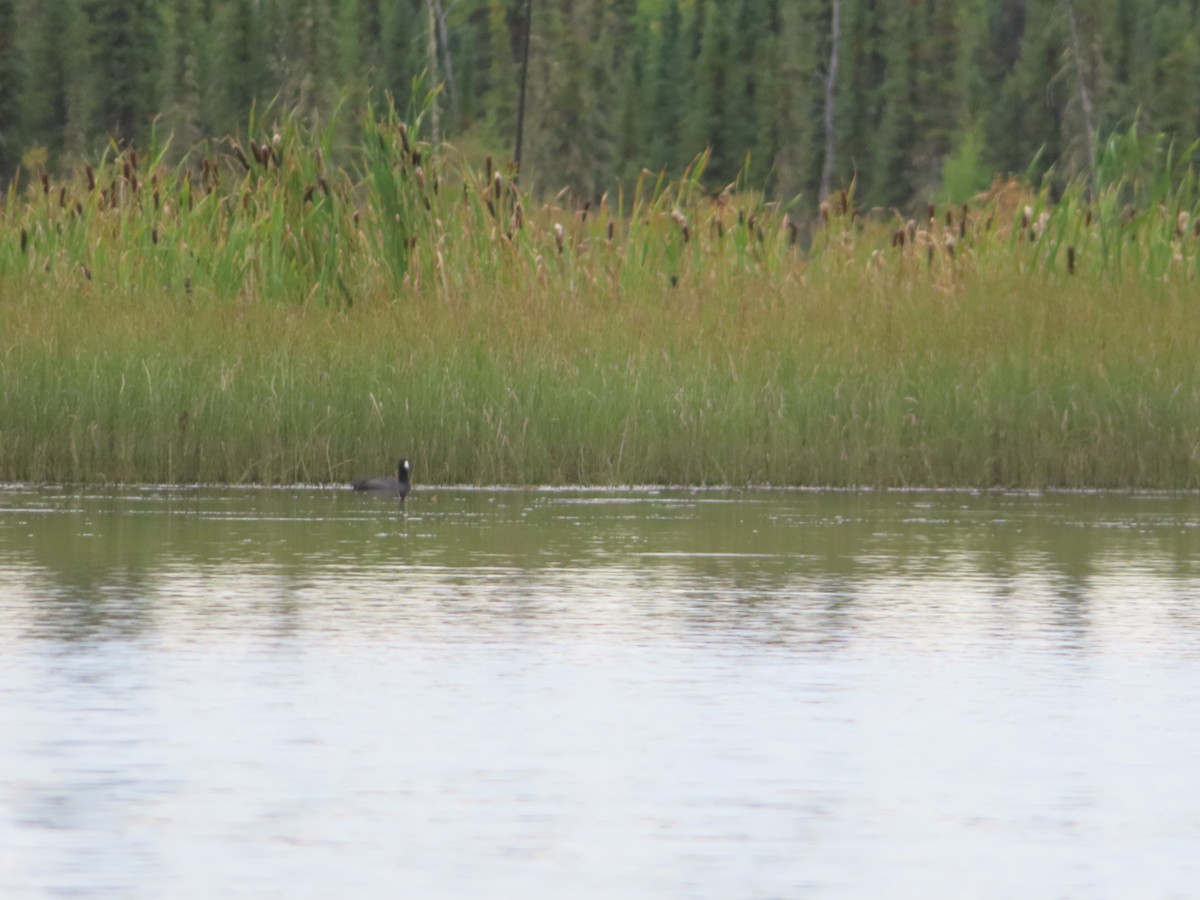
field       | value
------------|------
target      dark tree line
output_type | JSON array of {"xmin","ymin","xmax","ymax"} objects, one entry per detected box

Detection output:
[{"xmin": 2, "ymin": 0, "xmax": 1200, "ymax": 211}]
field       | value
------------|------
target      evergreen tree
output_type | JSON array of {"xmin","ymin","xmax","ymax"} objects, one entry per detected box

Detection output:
[
  {"xmin": 85, "ymin": 0, "xmax": 164, "ymax": 145},
  {"xmin": 161, "ymin": 0, "xmax": 205, "ymax": 149},
  {"xmin": 0, "ymin": 0, "xmax": 23, "ymax": 178},
  {"xmin": 648, "ymin": 0, "xmax": 689, "ymax": 172}
]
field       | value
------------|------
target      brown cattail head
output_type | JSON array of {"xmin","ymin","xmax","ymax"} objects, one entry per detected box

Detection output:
[
  {"xmin": 606, "ymin": 220, "xmax": 615, "ymax": 243},
  {"xmin": 41, "ymin": 172, "xmax": 49, "ymax": 195},
  {"xmin": 1067, "ymin": 245, "xmax": 1076, "ymax": 274},
  {"xmin": 485, "ymin": 155, "xmax": 493, "ymax": 182},
  {"xmin": 152, "ymin": 226, "xmax": 159, "ymax": 245},
  {"xmin": 86, "ymin": 164, "xmax": 96, "ymax": 192},
  {"xmin": 20, "ymin": 228, "xmax": 27, "ymax": 253},
  {"xmin": 839, "ymin": 190, "xmax": 848, "ymax": 216},
  {"xmin": 58, "ymin": 186, "xmax": 66, "ymax": 208},
  {"xmin": 398, "ymin": 122, "xmax": 410, "ymax": 154},
  {"xmin": 233, "ymin": 143, "xmax": 251, "ymax": 172},
  {"xmin": 945, "ymin": 209, "xmax": 952, "ymax": 229}
]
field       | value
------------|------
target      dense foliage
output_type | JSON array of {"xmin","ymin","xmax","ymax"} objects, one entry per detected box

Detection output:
[{"xmin": 2, "ymin": 1, "xmax": 1200, "ymax": 211}]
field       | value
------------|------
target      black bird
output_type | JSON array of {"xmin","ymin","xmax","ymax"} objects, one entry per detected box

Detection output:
[{"xmin": 352, "ymin": 458, "xmax": 412, "ymax": 501}]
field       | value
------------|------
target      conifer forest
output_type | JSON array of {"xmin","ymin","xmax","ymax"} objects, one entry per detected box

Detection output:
[{"xmin": 2, "ymin": 1, "xmax": 1200, "ymax": 210}]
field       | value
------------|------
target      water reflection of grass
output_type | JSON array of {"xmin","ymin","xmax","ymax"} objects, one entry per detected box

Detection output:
[{"xmin": 2, "ymin": 107, "xmax": 1199, "ymax": 487}]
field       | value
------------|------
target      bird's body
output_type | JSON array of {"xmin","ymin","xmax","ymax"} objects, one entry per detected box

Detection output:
[{"xmin": 353, "ymin": 458, "xmax": 412, "ymax": 500}]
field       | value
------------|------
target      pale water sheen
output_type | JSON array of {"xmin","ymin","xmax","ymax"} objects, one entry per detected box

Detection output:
[{"xmin": 1, "ymin": 486, "xmax": 1199, "ymax": 898}]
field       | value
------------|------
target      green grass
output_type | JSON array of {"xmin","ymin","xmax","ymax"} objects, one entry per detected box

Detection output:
[{"xmin": 2, "ymin": 107, "xmax": 1200, "ymax": 487}]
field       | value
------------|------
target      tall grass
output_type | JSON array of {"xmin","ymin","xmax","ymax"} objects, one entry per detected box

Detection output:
[{"xmin": 2, "ymin": 104, "xmax": 1199, "ymax": 487}]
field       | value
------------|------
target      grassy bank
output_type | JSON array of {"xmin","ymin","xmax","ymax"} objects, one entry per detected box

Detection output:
[{"xmin": 2, "ymin": 109, "xmax": 1200, "ymax": 487}]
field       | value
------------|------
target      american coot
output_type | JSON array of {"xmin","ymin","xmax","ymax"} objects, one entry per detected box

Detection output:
[{"xmin": 352, "ymin": 458, "xmax": 412, "ymax": 501}]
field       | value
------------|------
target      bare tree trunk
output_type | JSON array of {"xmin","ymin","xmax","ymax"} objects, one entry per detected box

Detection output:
[
  {"xmin": 426, "ymin": 0, "xmax": 440, "ymax": 142},
  {"xmin": 432, "ymin": 0, "xmax": 458, "ymax": 124},
  {"xmin": 1063, "ymin": 0, "xmax": 1097, "ymax": 188},
  {"xmin": 819, "ymin": 0, "xmax": 841, "ymax": 201}
]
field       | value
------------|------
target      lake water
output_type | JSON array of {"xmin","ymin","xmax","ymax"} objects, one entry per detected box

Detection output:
[{"xmin": 1, "ymin": 485, "xmax": 1199, "ymax": 897}]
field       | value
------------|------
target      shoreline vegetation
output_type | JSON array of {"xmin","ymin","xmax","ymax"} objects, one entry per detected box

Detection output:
[{"xmin": 2, "ymin": 105, "xmax": 1200, "ymax": 489}]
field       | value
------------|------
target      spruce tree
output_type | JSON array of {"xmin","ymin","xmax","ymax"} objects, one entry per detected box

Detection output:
[
  {"xmin": 85, "ymin": 0, "xmax": 164, "ymax": 145},
  {"xmin": 0, "ymin": 0, "xmax": 24, "ymax": 179}
]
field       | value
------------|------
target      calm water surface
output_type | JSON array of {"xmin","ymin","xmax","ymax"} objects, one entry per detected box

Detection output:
[{"xmin": 1, "ymin": 486, "xmax": 1199, "ymax": 897}]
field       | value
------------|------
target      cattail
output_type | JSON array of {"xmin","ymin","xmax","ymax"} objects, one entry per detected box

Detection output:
[
  {"xmin": 892, "ymin": 229, "xmax": 902, "ymax": 248},
  {"xmin": 1067, "ymin": 245, "xmax": 1076, "ymax": 274},
  {"xmin": 1194, "ymin": 218, "xmax": 1200, "ymax": 238},
  {"xmin": 412, "ymin": 150, "xmax": 421, "ymax": 167},
  {"xmin": 959, "ymin": 215, "xmax": 966, "ymax": 240},
  {"xmin": 671, "ymin": 210, "xmax": 690, "ymax": 243},
  {"xmin": 945, "ymin": 236, "xmax": 955, "ymax": 261},
  {"xmin": 152, "ymin": 226, "xmax": 159, "ymax": 245},
  {"xmin": 785, "ymin": 215, "xmax": 798, "ymax": 246},
  {"xmin": 928, "ymin": 203, "xmax": 936, "ymax": 225},
  {"xmin": 59, "ymin": 187, "xmax": 67, "ymax": 208},
  {"xmin": 581, "ymin": 200, "xmax": 590, "ymax": 223},
  {"xmin": 554, "ymin": 222, "xmax": 564, "ymax": 254},
  {"xmin": 606, "ymin": 220, "xmax": 615, "ymax": 243},
  {"xmin": 485, "ymin": 155, "xmax": 493, "ymax": 182},
  {"xmin": 944, "ymin": 208, "xmax": 952, "ymax": 229},
  {"xmin": 927, "ymin": 244, "xmax": 934, "ymax": 268},
  {"xmin": 398, "ymin": 122, "xmax": 410, "ymax": 154},
  {"xmin": 233, "ymin": 143, "xmax": 251, "ymax": 172},
  {"xmin": 86, "ymin": 164, "xmax": 96, "ymax": 192},
  {"xmin": 250, "ymin": 138, "xmax": 263, "ymax": 166},
  {"xmin": 74, "ymin": 201, "xmax": 83, "ymax": 217},
  {"xmin": 41, "ymin": 172, "xmax": 49, "ymax": 195},
  {"xmin": 19, "ymin": 228, "xmax": 27, "ymax": 253},
  {"xmin": 716, "ymin": 220, "xmax": 725, "ymax": 239},
  {"xmin": 839, "ymin": 189, "xmax": 848, "ymax": 216}
]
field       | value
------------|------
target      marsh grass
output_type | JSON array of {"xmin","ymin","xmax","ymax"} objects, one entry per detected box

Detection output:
[{"xmin": 2, "ymin": 105, "xmax": 1200, "ymax": 487}]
